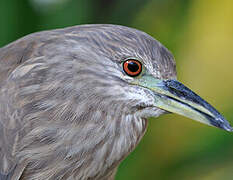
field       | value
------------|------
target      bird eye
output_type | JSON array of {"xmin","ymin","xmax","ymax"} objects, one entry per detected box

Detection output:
[{"xmin": 123, "ymin": 59, "xmax": 142, "ymax": 77}]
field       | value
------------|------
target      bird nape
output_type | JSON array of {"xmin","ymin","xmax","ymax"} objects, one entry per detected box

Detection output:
[{"xmin": 0, "ymin": 24, "xmax": 231, "ymax": 180}]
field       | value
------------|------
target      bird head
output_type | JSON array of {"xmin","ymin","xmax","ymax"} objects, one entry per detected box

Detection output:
[
  {"xmin": 62, "ymin": 24, "xmax": 232, "ymax": 132},
  {"xmin": 2, "ymin": 24, "xmax": 232, "ymax": 179}
]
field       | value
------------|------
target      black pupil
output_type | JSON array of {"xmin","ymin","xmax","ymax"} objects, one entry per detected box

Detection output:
[{"xmin": 128, "ymin": 61, "xmax": 139, "ymax": 72}]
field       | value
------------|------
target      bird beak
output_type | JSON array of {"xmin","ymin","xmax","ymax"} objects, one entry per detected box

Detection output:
[{"xmin": 134, "ymin": 75, "xmax": 232, "ymax": 132}]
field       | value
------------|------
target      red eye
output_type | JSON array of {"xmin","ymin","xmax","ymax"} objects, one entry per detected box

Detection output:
[{"xmin": 123, "ymin": 59, "xmax": 142, "ymax": 77}]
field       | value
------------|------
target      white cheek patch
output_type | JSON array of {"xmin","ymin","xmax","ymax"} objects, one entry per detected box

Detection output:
[{"xmin": 123, "ymin": 86, "xmax": 155, "ymax": 106}]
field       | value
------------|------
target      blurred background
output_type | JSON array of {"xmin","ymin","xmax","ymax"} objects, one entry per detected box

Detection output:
[{"xmin": 0, "ymin": 0, "xmax": 233, "ymax": 179}]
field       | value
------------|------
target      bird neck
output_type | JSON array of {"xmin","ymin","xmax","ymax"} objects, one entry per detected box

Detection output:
[
  {"xmin": 65, "ymin": 111, "xmax": 148, "ymax": 179},
  {"xmin": 18, "ymin": 101, "xmax": 148, "ymax": 179}
]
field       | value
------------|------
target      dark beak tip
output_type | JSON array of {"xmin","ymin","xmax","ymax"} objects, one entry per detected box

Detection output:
[
  {"xmin": 224, "ymin": 125, "xmax": 233, "ymax": 132},
  {"xmin": 220, "ymin": 121, "xmax": 233, "ymax": 132},
  {"xmin": 210, "ymin": 116, "xmax": 233, "ymax": 132}
]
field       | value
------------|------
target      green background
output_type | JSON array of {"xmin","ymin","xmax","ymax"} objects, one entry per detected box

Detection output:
[{"xmin": 1, "ymin": 0, "xmax": 233, "ymax": 179}]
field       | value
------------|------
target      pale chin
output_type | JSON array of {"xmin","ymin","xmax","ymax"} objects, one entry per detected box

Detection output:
[{"xmin": 135, "ymin": 107, "xmax": 168, "ymax": 118}]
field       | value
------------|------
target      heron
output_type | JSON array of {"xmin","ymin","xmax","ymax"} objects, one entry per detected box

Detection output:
[{"xmin": 0, "ymin": 24, "xmax": 231, "ymax": 180}]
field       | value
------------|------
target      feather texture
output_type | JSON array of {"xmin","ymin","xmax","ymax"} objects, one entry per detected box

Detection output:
[{"xmin": 0, "ymin": 24, "xmax": 176, "ymax": 179}]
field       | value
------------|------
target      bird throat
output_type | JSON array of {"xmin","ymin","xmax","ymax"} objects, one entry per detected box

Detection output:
[{"xmin": 67, "ymin": 113, "xmax": 148, "ymax": 179}]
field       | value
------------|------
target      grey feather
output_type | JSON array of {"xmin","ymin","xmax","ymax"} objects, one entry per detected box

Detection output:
[
  {"xmin": 0, "ymin": 24, "xmax": 176, "ymax": 179},
  {"xmin": 0, "ymin": 172, "xmax": 13, "ymax": 180}
]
